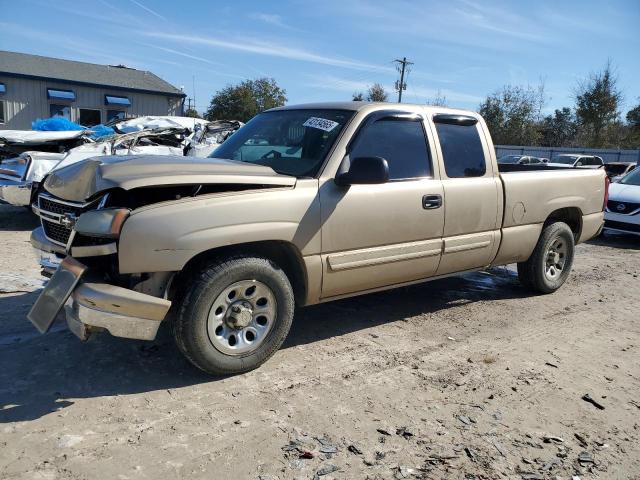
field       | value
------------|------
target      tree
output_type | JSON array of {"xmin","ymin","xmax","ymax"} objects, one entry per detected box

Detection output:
[
  {"xmin": 184, "ymin": 108, "xmax": 200, "ymax": 118},
  {"xmin": 478, "ymin": 84, "xmax": 545, "ymax": 145},
  {"xmin": 623, "ymin": 102, "xmax": 640, "ymax": 148},
  {"xmin": 352, "ymin": 92, "xmax": 364, "ymax": 101},
  {"xmin": 426, "ymin": 90, "xmax": 448, "ymax": 107},
  {"xmin": 540, "ymin": 107, "xmax": 577, "ymax": 147},
  {"xmin": 205, "ymin": 77, "xmax": 287, "ymax": 122},
  {"xmin": 626, "ymin": 103, "xmax": 640, "ymax": 127},
  {"xmin": 367, "ymin": 83, "xmax": 388, "ymax": 102},
  {"xmin": 574, "ymin": 61, "xmax": 621, "ymax": 147}
]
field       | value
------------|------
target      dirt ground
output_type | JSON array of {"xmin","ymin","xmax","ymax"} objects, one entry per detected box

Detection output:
[{"xmin": 0, "ymin": 203, "xmax": 638, "ymax": 480}]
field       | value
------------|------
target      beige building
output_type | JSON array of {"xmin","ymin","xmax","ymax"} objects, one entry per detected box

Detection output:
[{"xmin": 0, "ymin": 51, "xmax": 185, "ymax": 130}]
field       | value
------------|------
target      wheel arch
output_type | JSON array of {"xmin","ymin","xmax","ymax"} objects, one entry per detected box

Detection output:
[
  {"xmin": 172, "ymin": 240, "xmax": 309, "ymax": 306},
  {"xmin": 545, "ymin": 207, "xmax": 583, "ymax": 241}
]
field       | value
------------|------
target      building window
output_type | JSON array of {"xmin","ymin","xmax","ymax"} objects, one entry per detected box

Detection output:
[
  {"xmin": 50, "ymin": 104, "xmax": 71, "ymax": 120},
  {"xmin": 0, "ymin": 83, "xmax": 5, "ymax": 94},
  {"xmin": 0, "ymin": 101, "xmax": 5, "ymax": 124},
  {"xmin": 107, "ymin": 110, "xmax": 126, "ymax": 122},
  {"xmin": 47, "ymin": 88, "xmax": 76, "ymax": 101},
  {"xmin": 105, "ymin": 95, "xmax": 131, "ymax": 106},
  {"xmin": 79, "ymin": 108, "xmax": 101, "ymax": 127}
]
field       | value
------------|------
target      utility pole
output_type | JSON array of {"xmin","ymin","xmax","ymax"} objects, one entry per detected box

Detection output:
[{"xmin": 393, "ymin": 57, "xmax": 413, "ymax": 103}]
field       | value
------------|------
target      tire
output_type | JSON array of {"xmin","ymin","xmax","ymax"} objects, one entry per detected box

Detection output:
[
  {"xmin": 517, "ymin": 221, "xmax": 575, "ymax": 294},
  {"xmin": 173, "ymin": 255, "xmax": 295, "ymax": 375}
]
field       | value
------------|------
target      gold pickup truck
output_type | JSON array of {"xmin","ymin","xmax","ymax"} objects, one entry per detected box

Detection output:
[{"xmin": 28, "ymin": 102, "xmax": 607, "ymax": 374}]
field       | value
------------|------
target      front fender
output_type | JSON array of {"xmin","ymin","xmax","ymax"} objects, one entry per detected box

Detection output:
[{"xmin": 118, "ymin": 180, "xmax": 321, "ymax": 274}]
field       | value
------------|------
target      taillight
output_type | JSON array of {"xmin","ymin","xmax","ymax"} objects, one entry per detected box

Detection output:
[{"xmin": 603, "ymin": 175, "xmax": 610, "ymax": 210}]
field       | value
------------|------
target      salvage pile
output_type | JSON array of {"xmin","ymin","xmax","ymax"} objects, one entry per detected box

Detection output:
[{"xmin": 0, "ymin": 116, "xmax": 241, "ymax": 206}]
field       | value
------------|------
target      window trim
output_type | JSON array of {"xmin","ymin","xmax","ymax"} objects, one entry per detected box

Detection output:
[
  {"xmin": 78, "ymin": 107, "xmax": 102, "ymax": 127},
  {"xmin": 344, "ymin": 110, "xmax": 434, "ymax": 182},
  {"xmin": 49, "ymin": 103, "xmax": 72, "ymax": 120}
]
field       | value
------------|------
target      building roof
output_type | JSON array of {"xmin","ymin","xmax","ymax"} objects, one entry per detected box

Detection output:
[{"xmin": 0, "ymin": 50, "xmax": 185, "ymax": 97}]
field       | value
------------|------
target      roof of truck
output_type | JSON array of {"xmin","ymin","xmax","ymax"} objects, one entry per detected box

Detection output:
[{"xmin": 268, "ymin": 102, "xmax": 475, "ymax": 115}]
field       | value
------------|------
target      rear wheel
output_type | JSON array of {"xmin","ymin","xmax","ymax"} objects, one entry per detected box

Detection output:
[
  {"xmin": 173, "ymin": 256, "xmax": 295, "ymax": 375},
  {"xmin": 517, "ymin": 221, "xmax": 575, "ymax": 294}
]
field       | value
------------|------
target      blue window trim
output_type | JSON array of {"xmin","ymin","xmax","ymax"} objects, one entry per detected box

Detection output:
[
  {"xmin": 105, "ymin": 95, "xmax": 131, "ymax": 106},
  {"xmin": 0, "ymin": 83, "xmax": 5, "ymax": 94},
  {"xmin": 47, "ymin": 88, "xmax": 76, "ymax": 101}
]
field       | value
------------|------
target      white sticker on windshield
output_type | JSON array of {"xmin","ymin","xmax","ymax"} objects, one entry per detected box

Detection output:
[{"xmin": 303, "ymin": 117, "xmax": 339, "ymax": 132}]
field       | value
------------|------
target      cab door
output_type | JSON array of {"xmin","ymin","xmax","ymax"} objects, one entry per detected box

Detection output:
[
  {"xmin": 429, "ymin": 114, "xmax": 502, "ymax": 275},
  {"xmin": 319, "ymin": 111, "xmax": 444, "ymax": 299}
]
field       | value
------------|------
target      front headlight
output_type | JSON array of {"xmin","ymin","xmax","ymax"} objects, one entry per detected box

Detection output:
[{"xmin": 75, "ymin": 208, "xmax": 130, "ymax": 238}]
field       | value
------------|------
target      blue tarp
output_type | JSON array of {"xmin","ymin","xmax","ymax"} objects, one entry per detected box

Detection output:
[
  {"xmin": 31, "ymin": 117, "xmax": 115, "ymax": 140},
  {"xmin": 32, "ymin": 117, "xmax": 83, "ymax": 131}
]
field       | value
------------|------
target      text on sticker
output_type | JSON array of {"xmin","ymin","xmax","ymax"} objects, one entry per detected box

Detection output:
[{"xmin": 303, "ymin": 117, "xmax": 339, "ymax": 132}]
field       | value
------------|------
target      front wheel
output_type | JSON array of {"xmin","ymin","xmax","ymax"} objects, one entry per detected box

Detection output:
[
  {"xmin": 173, "ymin": 256, "xmax": 295, "ymax": 375},
  {"xmin": 517, "ymin": 221, "xmax": 575, "ymax": 294}
]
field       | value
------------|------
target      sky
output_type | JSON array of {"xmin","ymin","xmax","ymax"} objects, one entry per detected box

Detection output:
[{"xmin": 1, "ymin": 0, "xmax": 639, "ymax": 116}]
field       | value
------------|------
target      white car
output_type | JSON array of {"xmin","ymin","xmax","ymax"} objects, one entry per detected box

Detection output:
[
  {"xmin": 604, "ymin": 167, "xmax": 640, "ymax": 236},
  {"xmin": 547, "ymin": 154, "xmax": 604, "ymax": 169}
]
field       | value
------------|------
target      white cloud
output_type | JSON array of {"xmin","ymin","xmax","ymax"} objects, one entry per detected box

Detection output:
[
  {"xmin": 143, "ymin": 31, "xmax": 394, "ymax": 73},
  {"xmin": 129, "ymin": 0, "xmax": 167, "ymax": 22}
]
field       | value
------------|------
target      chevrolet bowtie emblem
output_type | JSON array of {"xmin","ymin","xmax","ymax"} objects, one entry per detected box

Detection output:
[{"xmin": 60, "ymin": 212, "xmax": 77, "ymax": 229}]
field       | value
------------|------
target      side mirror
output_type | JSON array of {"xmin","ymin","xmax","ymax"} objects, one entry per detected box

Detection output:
[{"xmin": 335, "ymin": 156, "xmax": 389, "ymax": 186}]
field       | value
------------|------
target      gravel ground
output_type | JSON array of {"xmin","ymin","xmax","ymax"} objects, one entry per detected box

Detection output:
[{"xmin": 0, "ymin": 204, "xmax": 639, "ymax": 480}]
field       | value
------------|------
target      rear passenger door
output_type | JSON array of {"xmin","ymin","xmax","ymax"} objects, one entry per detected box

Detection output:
[{"xmin": 430, "ymin": 114, "xmax": 501, "ymax": 275}]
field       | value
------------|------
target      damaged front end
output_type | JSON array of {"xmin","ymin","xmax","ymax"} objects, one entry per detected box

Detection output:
[{"xmin": 29, "ymin": 153, "xmax": 295, "ymax": 342}]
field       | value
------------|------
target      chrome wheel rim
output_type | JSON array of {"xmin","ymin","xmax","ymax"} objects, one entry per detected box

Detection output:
[
  {"xmin": 544, "ymin": 237, "xmax": 567, "ymax": 280},
  {"xmin": 207, "ymin": 280, "xmax": 276, "ymax": 356}
]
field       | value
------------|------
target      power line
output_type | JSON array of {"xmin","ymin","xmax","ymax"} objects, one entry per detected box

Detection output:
[{"xmin": 393, "ymin": 57, "xmax": 414, "ymax": 103}]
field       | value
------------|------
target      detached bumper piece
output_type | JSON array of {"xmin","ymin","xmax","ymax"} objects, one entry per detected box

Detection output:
[
  {"xmin": 0, "ymin": 179, "xmax": 31, "ymax": 206},
  {"xmin": 65, "ymin": 282, "xmax": 171, "ymax": 341}
]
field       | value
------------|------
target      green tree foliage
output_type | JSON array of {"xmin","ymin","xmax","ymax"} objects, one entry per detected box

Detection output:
[
  {"xmin": 479, "ymin": 84, "xmax": 545, "ymax": 145},
  {"xmin": 540, "ymin": 107, "xmax": 577, "ymax": 147},
  {"xmin": 574, "ymin": 62, "xmax": 621, "ymax": 147},
  {"xmin": 184, "ymin": 108, "xmax": 200, "ymax": 118},
  {"xmin": 367, "ymin": 83, "xmax": 388, "ymax": 102},
  {"xmin": 352, "ymin": 92, "xmax": 364, "ymax": 101},
  {"xmin": 626, "ymin": 103, "xmax": 640, "ymax": 127},
  {"xmin": 205, "ymin": 78, "xmax": 287, "ymax": 122}
]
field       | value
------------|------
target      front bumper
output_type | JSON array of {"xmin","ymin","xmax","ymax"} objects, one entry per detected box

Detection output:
[
  {"xmin": 0, "ymin": 178, "xmax": 32, "ymax": 206},
  {"xmin": 65, "ymin": 281, "xmax": 171, "ymax": 341},
  {"xmin": 604, "ymin": 210, "xmax": 640, "ymax": 236},
  {"xmin": 31, "ymin": 227, "xmax": 66, "ymax": 275}
]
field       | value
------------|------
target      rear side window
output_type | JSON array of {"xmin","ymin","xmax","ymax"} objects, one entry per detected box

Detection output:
[
  {"xmin": 350, "ymin": 120, "xmax": 431, "ymax": 180},
  {"xmin": 435, "ymin": 123, "xmax": 486, "ymax": 178}
]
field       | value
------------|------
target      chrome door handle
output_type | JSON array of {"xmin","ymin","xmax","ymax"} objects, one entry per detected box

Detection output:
[{"xmin": 422, "ymin": 194, "xmax": 442, "ymax": 209}]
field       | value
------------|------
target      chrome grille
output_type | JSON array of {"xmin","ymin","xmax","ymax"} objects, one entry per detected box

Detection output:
[
  {"xmin": 37, "ymin": 194, "xmax": 88, "ymax": 246},
  {"xmin": 607, "ymin": 200, "xmax": 640, "ymax": 215}
]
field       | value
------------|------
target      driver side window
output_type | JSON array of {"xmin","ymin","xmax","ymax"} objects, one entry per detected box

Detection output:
[{"xmin": 349, "ymin": 119, "xmax": 432, "ymax": 180}]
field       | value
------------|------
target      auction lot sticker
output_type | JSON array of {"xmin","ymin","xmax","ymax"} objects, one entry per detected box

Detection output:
[{"xmin": 303, "ymin": 117, "xmax": 339, "ymax": 132}]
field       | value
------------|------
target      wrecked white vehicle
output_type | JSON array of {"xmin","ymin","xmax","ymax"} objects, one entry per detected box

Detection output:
[{"xmin": 0, "ymin": 117, "xmax": 241, "ymax": 207}]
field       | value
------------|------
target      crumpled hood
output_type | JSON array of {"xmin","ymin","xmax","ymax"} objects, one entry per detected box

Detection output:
[{"xmin": 44, "ymin": 155, "xmax": 296, "ymax": 202}]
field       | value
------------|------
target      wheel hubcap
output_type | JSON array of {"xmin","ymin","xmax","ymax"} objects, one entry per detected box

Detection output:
[
  {"xmin": 544, "ymin": 237, "xmax": 567, "ymax": 280},
  {"xmin": 207, "ymin": 280, "xmax": 276, "ymax": 355}
]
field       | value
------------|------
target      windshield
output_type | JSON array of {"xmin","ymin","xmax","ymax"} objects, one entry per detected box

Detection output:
[
  {"xmin": 498, "ymin": 155, "xmax": 522, "ymax": 164},
  {"xmin": 620, "ymin": 167, "xmax": 640, "ymax": 186},
  {"xmin": 551, "ymin": 155, "xmax": 579, "ymax": 165},
  {"xmin": 210, "ymin": 109, "xmax": 354, "ymax": 177}
]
